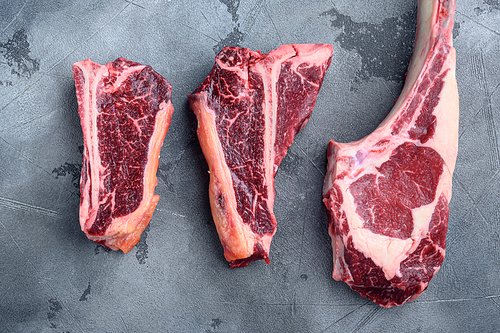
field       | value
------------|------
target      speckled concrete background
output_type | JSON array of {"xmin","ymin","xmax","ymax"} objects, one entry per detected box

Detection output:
[{"xmin": 1, "ymin": 0, "xmax": 499, "ymax": 332}]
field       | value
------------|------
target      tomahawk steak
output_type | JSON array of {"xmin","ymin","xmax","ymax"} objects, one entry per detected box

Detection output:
[
  {"xmin": 322, "ymin": 0, "xmax": 458, "ymax": 307},
  {"xmin": 189, "ymin": 44, "xmax": 333, "ymax": 267},
  {"xmin": 73, "ymin": 57, "xmax": 174, "ymax": 253}
]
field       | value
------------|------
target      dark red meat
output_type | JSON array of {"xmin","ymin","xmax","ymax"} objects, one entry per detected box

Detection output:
[
  {"xmin": 322, "ymin": 0, "xmax": 458, "ymax": 307},
  {"xmin": 189, "ymin": 44, "xmax": 333, "ymax": 267},
  {"xmin": 74, "ymin": 57, "xmax": 174, "ymax": 253}
]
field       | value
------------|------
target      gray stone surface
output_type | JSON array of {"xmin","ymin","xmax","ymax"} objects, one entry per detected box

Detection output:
[{"xmin": 1, "ymin": 0, "xmax": 499, "ymax": 332}]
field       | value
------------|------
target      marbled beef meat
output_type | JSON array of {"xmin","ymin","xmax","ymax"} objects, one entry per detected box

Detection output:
[
  {"xmin": 189, "ymin": 44, "xmax": 333, "ymax": 267},
  {"xmin": 322, "ymin": 0, "xmax": 458, "ymax": 307},
  {"xmin": 73, "ymin": 57, "xmax": 174, "ymax": 253}
]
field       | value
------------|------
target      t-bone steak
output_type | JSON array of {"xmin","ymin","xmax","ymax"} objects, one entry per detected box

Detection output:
[
  {"xmin": 73, "ymin": 57, "xmax": 174, "ymax": 253},
  {"xmin": 189, "ymin": 44, "xmax": 333, "ymax": 267},
  {"xmin": 322, "ymin": 0, "xmax": 458, "ymax": 307}
]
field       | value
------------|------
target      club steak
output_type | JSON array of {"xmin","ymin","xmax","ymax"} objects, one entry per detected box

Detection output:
[
  {"xmin": 73, "ymin": 57, "xmax": 174, "ymax": 253},
  {"xmin": 189, "ymin": 44, "xmax": 333, "ymax": 267},
  {"xmin": 322, "ymin": 0, "xmax": 458, "ymax": 307}
]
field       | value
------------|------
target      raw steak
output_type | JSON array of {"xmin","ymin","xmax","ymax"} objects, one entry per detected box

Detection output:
[
  {"xmin": 322, "ymin": 0, "xmax": 458, "ymax": 307},
  {"xmin": 189, "ymin": 44, "xmax": 333, "ymax": 267},
  {"xmin": 73, "ymin": 57, "xmax": 174, "ymax": 253}
]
